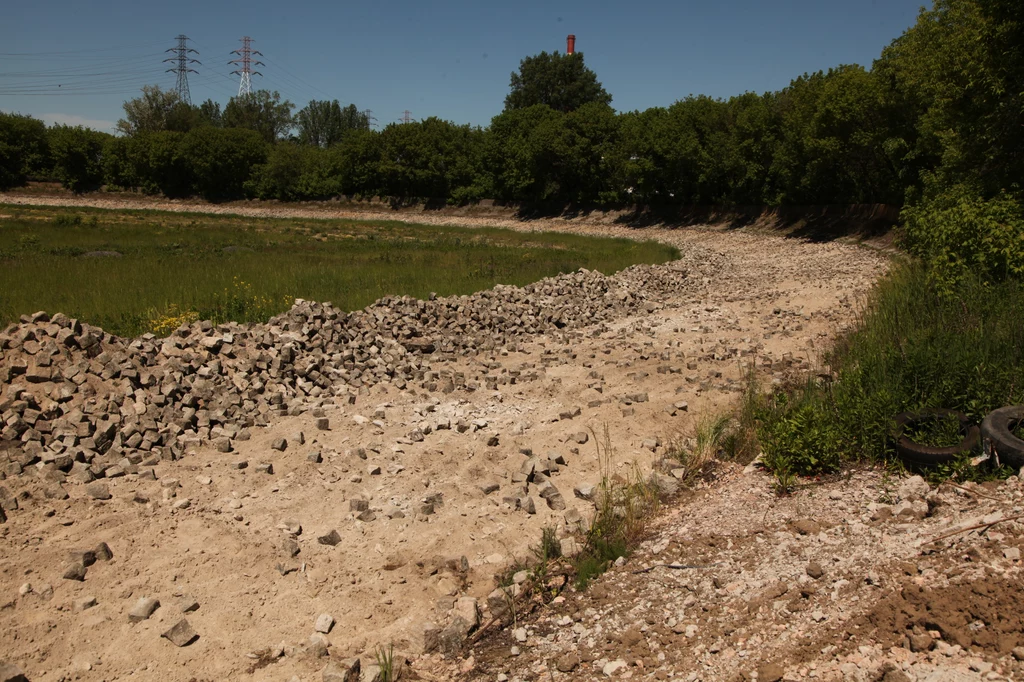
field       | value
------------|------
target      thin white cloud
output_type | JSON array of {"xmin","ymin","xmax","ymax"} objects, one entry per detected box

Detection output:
[{"xmin": 37, "ymin": 113, "xmax": 117, "ymax": 132}]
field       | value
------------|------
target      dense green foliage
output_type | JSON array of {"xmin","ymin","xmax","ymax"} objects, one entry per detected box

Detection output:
[
  {"xmin": 0, "ymin": 112, "xmax": 47, "ymax": 190},
  {"xmin": 46, "ymin": 125, "xmax": 111, "ymax": 193},
  {"xmin": 295, "ymin": 100, "xmax": 370, "ymax": 148},
  {"xmin": 504, "ymin": 51, "xmax": 612, "ymax": 113},
  {"xmin": 0, "ymin": 204, "xmax": 678, "ymax": 337}
]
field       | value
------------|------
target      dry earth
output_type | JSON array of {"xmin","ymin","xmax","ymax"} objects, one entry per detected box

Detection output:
[{"xmin": 7, "ymin": 193, "xmax": 998, "ymax": 682}]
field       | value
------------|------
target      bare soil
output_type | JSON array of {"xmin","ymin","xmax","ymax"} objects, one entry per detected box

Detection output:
[{"xmin": 0, "ymin": 193, "xmax": 913, "ymax": 682}]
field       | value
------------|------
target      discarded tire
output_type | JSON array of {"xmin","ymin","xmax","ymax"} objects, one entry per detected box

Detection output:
[
  {"xmin": 892, "ymin": 409, "xmax": 979, "ymax": 467},
  {"xmin": 981, "ymin": 406, "xmax": 1024, "ymax": 468}
]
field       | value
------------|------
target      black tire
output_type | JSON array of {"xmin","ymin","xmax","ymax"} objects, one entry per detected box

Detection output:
[
  {"xmin": 981, "ymin": 406, "xmax": 1024, "ymax": 468},
  {"xmin": 892, "ymin": 409, "xmax": 980, "ymax": 467}
]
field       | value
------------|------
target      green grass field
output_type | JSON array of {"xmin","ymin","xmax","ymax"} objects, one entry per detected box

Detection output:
[{"xmin": 0, "ymin": 204, "xmax": 679, "ymax": 337}]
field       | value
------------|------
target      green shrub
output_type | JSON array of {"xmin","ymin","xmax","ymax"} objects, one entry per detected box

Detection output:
[
  {"xmin": 48, "ymin": 125, "xmax": 111, "ymax": 192},
  {"xmin": 901, "ymin": 185, "xmax": 1024, "ymax": 290},
  {"xmin": 245, "ymin": 144, "xmax": 343, "ymax": 201},
  {"xmin": 756, "ymin": 387, "xmax": 843, "ymax": 476},
  {"xmin": 178, "ymin": 127, "xmax": 267, "ymax": 200},
  {"xmin": 0, "ymin": 112, "xmax": 49, "ymax": 189}
]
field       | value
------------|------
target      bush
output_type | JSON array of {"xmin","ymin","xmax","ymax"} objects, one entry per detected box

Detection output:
[
  {"xmin": 47, "ymin": 125, "xmax": 111, "ymax": 192},
  {"xmin": 178, "ymin": 127, "xmax": 267, "ymax": 200},
  {"xmin": 0, "ymin": 112, "xmax": 49, "ymax": 189},
  {"xmin": 901, "ymin": 185, "xmax": 1024, "ymax": 290},
  {"xmin": 245, "ymin": 144, "xmax": 343, "ymax": 201}
]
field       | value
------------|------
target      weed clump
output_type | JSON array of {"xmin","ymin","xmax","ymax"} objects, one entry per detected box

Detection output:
[
  {"xmin": 572, "ymin": 426, "xmax": 659, "ymax": 589},
  {"xmin": 752, "ymin": 263, "xmax": 1024, "ymax": 485}
]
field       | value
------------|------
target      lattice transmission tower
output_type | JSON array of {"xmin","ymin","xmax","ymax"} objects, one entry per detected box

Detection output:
[
  {"xmin": 229, "ymin": 36, "xmax": 263, "ymax": 97},
  {"xmin": 164, "ymin": 35, "xmax": 200, "ymax": 105},
  {"xmin": 400, "ymin": 110, "xmax": 413, "ymax": 124}
]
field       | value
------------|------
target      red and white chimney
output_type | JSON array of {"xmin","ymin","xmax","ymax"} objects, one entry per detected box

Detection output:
[{"xmin": 566, "ymin": 34, "xmax": 576, "ymax": 54}]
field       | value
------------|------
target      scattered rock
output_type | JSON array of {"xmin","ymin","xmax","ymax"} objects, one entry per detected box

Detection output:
[
  {"xmin": 315, "ymin": 613, "xmax": 335, "ymax": 634},
  {"xmin": 322, "ymin": 658, "xmax": 361, "ymax": 682},
  {"xmin": 128, "ymin": 596, "xmax": 160, "ymax": 622},
  {"xmin": 162, "ymin": 619, "xmax": 198, "ymax": 647},
  {"xmin": 85, "ymin": 482, "xmax": 111, "ymax": 500},
  {"xmin": 757, "ymin": 663, "xmax": 785, "ymax": 682},
  {"xmin": 556, "ymin": 652, "xmax": 580, "ymax": 673},
  {"xmin": 318, "ymin": 529, "xmax": 342, "ymax": 546}
]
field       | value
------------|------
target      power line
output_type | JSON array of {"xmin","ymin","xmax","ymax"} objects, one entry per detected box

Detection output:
[
  {"xmin": 164, "ymin": 35, "xmax": 200, "ymax": 105},
  {"xmin": 399, "ymin": 110, "xmax": 413, "ymax": 124}
]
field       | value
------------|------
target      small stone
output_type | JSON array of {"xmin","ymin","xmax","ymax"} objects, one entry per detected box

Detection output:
[
  {"xmin": 788, "ymin": 519, "xmax": 821, "ymax": 535},
  {"xmin": 307, "ymin": 450, "xmax": 323, "ymax": 463},
  {"xmin": 349, "ymin": 499, "xmax": 369, "ymax": 512},
  {"xmin": 321, "ymin": 659, "xmax": 361, "ymax": 682},
  {"xmin": 74, "ymin": 596, "xmax": 97, "ymax": 612},
  {"xmin": 69, "ymin": 549, "xmax": 97, "ymax": 567},
  {"xmin": 94, "ymin": 542, "xmax": 113, "ymax": 561},
  {"xmin": 556, "ymin": 652, "xmax": 580, "ymax": 673},
  {"xmin": 254, "ymin": 462, "xmax": 273, "ymax": 474},
  {"xmin": 603, "ymin": 659, "xmax": 627, "ymax": 676},
  {"xmin": 314, "ymin": 613, "xmax": 335, "ymax": 634},
  {"xmin": 318, "ymin": 529, "xmax": 341, "ymax": 546},
  {"xmin": 897, "ymin": 475, "xmax": 929, "ymax": 501},
  {"xmin": 179, "ymin": 595, "xmax": 199, "ymax": 613},
  {"xmin": 316, "ymin": 417, "xmax": 330, "ymax": 431},
  {"xmin": 128, "ymin": 596, "xmax": 160, "ymax": 622},
  {"xmin": 1004, "ymin": 547, "xmax": 1021, "ymax": 561},
  {"xmin": 1012, "ymin": 646, "xmax": 1024, "ymax": 661},
  {"xmin": 574, "ymin": 483, "xmax": 595, "ymax": 500},
  {"xmin": 806, "ymin": 562, "xmax": 824, "ymax": 579},
  {"xmin": 757, "ymin": 663, "xmax": 785, "ymax": 682},
  {"xmin": 162, "ymin": 618, "xmax": 198, "ymax": 647},
  {"xmin": 62, "ymin": 563, "xmax": 87, "ymax": 581},
  {"xmin": 909, "ymin": 633, "xmax": 934, "ymax": 652},
  {"xmin": 271, "ymin": 438, "xmax": 287, "ymax": 451},
  {"xmin": 480, "ymin": 482, "xmax": 500, "ymax": 495},
  {"xmin": 85, "ymin": 482, "xmax": 111, "ymax": 500},
  {"xmin": 513, "ymin": 627, "xmax": 527, "ymax": 643}
]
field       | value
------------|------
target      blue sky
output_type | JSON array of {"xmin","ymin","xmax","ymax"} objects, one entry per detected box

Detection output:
[{"xmin": 1, "ymin": 0, "xmax": 925, "ymax": 133}]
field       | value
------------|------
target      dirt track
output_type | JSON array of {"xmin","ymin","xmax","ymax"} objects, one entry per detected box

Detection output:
[{"xmin": 0, "ymin": 193, "xmax": 909, "ymax": 681}]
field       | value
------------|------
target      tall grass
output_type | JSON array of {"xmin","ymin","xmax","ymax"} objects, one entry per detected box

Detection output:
[
  {"xmin": 755, "ymin": 263, "xmax": 1024, "ymax": 479},
  {"xmin": 0, "ymin": 205, "xmax": 678, "ymax": 336},
  {"xmin": 573, "ymin": 426, "xmax": 660, "ymax": 589}
]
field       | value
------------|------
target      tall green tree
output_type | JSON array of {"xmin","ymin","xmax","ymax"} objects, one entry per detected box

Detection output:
[
  {"xmin": 875, "ymin": 0, "xmax": 1024, "ymax": 198},
  {"xmin": 505, "ymin": 51, "xmax": 612, "ymax": 113},
  {"xmin": 223, "ymin": 90, "xmax": 294, "ymax": 143},
  {"xmin": 197, "ymin": 99, "xmax": 223, "ymax": 128},
  {"xmin": 117, "ymin": 86, "xmax": 185, "ymax": 136},
  {"xmin": 295, "ymin": 100, "xmax": 368, "ymax": 148}
]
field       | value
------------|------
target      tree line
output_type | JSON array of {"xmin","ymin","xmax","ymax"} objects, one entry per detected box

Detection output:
[{"xmin": 0, "ymin": 0, "xmax": 1020, "ymax": 225}]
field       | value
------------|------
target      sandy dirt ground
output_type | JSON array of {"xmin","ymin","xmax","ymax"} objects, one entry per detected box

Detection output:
[{"xmin": 0, "ymin": 193, "xmax": 891, "ymax": 682}]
